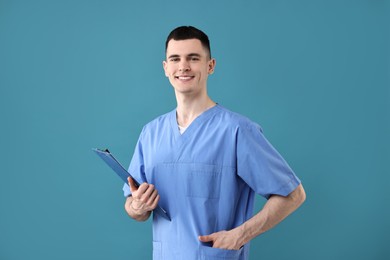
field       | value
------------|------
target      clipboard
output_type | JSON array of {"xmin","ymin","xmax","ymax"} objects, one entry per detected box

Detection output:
[{"xmin": 92, "ymin": 148, "xmax": 171, "ymax": 221}]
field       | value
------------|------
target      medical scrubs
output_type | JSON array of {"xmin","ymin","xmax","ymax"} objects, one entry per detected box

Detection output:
[{"xmin": 123, "ymin": 104, "xmax": 300, "ymax": 260}]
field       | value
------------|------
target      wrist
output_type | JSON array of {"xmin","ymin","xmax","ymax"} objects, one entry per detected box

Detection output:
[
  {"xmin": 227, "ymin": 225, "xmax": 246, "ymax": 249},
  {"xmin": 236, "ymin": 223, "xmax": 250, "ymax": 246}
]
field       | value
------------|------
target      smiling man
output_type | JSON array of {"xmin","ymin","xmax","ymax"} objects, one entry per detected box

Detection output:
[{"xmin": 123, "ymin": 26, "xmax": 306, "ymax": 260}]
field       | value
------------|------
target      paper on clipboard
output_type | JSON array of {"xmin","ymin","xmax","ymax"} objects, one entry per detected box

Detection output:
[{"xmin": 92, "ymin": 148, "xmax": 171, "ymax": 221}]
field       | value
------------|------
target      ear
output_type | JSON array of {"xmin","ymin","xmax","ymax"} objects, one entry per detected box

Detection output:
[
  {"xmin": 162, "ymin": 60, "xmax": 169, "ymax": 77},
  {"xmin": 208, "ymin": 58, "xmax": 216, "ymax": 75}
]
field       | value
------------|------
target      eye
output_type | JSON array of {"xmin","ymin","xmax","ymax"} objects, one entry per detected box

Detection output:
[
  {"xmin": 190, "ymin": 57, "xmax": 200, "ymax": 61},
  {"xmin": 170, "ymin": 57, "xmax": 179, "ymax": 62}
]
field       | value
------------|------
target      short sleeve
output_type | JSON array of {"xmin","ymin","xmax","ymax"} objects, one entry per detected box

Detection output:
[
  {"xmin": 122, "ymin": 131, "xmax": 147, "ymax": 197},
  {"xmin": 123, "ymin": 184, "xmax": 131, "ymax": 197},
  {"xmin": 236, "ymin": 123, "xmax": 300, "ymax": 199}
]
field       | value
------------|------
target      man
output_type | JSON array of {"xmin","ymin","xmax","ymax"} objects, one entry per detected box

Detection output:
[{"xmin": 123, "ymin": 26, "xmax": 306, "ymax": 260}]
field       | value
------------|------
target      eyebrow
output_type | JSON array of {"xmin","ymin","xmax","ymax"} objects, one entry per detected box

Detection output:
[
  {"xmin": 188, "ymin": 53, "xmax": 201, "ymax": 57},
  {"xmin": 167, "ymin": 54, "xmax": 180, "ymax": 59}
]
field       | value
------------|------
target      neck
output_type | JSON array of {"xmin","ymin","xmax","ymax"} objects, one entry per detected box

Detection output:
[{"xmin": 175, "ymin": 94, "xmax": 216, "ymax": 127}]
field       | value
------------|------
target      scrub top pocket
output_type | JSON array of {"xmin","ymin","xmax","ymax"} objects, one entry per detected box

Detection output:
[
  {"xmin": 199, "ymin": 245, "xmax": 243, "ymax": 259},
  {"xmin": 185, "ymin": 165, "xmax": 221, "ymax": 199}
]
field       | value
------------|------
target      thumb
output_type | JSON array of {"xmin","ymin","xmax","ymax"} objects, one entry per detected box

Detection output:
[{"xmin": 128, "ymin": 177, "xmax": 138, "ymax": 193}]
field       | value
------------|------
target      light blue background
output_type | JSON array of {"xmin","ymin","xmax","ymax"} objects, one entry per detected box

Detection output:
[{"xmin": 1, "ymin": 0, "xmax": 389, "ymax": 259}]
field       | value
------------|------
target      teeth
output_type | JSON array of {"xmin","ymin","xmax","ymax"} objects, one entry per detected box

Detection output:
[{"xmin": 178, "ymin": 76, "xmax": 192, "ymax": 80}]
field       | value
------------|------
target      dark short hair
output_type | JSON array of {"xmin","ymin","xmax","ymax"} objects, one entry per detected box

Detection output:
[{"xmin": 165, "ymin": 26, "xmax": 211, "ymax": 59}]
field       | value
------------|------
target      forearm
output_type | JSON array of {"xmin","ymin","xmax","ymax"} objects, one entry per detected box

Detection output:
[
  {"xmin": 237, "ymin": 184, "xmax": 306, "ymax": 245},
  {"xmin": 124, "ymin": 196, "xmax": 152, "ymax": 222}
]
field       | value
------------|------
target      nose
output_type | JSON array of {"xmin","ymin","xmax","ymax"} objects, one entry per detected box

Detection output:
[{"xmin": 179, "ymin": 60, "xmax": 190, "ymax": 72}]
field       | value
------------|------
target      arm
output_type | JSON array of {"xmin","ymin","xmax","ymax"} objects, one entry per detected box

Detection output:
[
  {"xmin": 199, "ymin": 183, "xmax": 306, "ymax": 250},
  {"xmin": 124, "ymin": 177, "xmax": 160, "ymax": 222}
]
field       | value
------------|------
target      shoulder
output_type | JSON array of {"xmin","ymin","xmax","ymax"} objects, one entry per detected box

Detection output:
[
  {"xmin": 215, "ymin": 105, "xmax": 263, "ymax": 133},
  {"xmin": 139, "ymin": 109, "xmax": 175, "ymax": 136}
]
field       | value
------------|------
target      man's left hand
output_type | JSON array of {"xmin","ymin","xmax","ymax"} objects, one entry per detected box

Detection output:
[{"xmin": 198, "ymin": 229, "xmax": 244, "ymax": 250}]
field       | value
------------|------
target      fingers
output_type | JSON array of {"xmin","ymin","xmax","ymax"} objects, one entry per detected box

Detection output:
[
  {"xmin": 140, "ymin": 184, "xmax": 157, "ymax": 201},
  {"xmin": 128, "ymin": 177, "xmax": 153, "ymax": 198},
  {"xmin": 150, "ymin": 193, "xmax": 160, "ymax": 209},
  {"xmin": 129, "ymin": 180, "xmax": 160, "ymax": 212},
  {"xmin": 198, "ymin": 234, "xmax": 214, "ymax": 243},
  {"xmin": 199, "ymin": 231, "xmax": 241, "ymax": 250},
  {"xmin": 139, "ymin": 185, "xmax": 159, "ymax": 208}
]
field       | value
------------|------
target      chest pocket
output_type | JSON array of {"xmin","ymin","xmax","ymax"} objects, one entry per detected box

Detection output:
[{"xmin": 185, "ymin": 164, "xmax": 222, "ymax": 199}]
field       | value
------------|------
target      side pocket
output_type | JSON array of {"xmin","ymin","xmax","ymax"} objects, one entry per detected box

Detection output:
[
  {"xmin": 200, "ymin": 245, "xmax": 243, "ymax": 259},
  {"xmin": 153, "ymin": 241, "xmax": 162, "ymax": 259}
]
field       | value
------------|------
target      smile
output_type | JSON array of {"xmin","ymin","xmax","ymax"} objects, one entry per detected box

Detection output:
[{"xmin": 175, "ymin": 75, "xmax": 195, "ymax": 81}]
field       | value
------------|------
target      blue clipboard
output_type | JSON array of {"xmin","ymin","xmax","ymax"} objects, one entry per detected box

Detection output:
[{"xmin": 92, "ymin": 148, "xmax": 171, "ymax": 221}]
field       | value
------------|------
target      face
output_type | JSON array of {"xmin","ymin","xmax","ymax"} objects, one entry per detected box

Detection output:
[{"xmin": 163, "ymin": 39, "xmax": 216, "ymax": 96}]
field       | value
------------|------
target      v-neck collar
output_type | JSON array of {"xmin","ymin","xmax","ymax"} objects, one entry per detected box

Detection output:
[{"xmin": 169, "ymin": 104, "xmax": 220, "ymax": 140}]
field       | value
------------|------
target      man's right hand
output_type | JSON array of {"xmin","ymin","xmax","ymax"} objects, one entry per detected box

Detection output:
[{"xmin": 124, "ymin": 177, "xmax": 160, "ymax": 221}]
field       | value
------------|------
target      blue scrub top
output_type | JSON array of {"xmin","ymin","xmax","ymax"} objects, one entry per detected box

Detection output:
[{"xmin": 123, "ymin": 104, "xmax": 300, "ymax": 260}]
